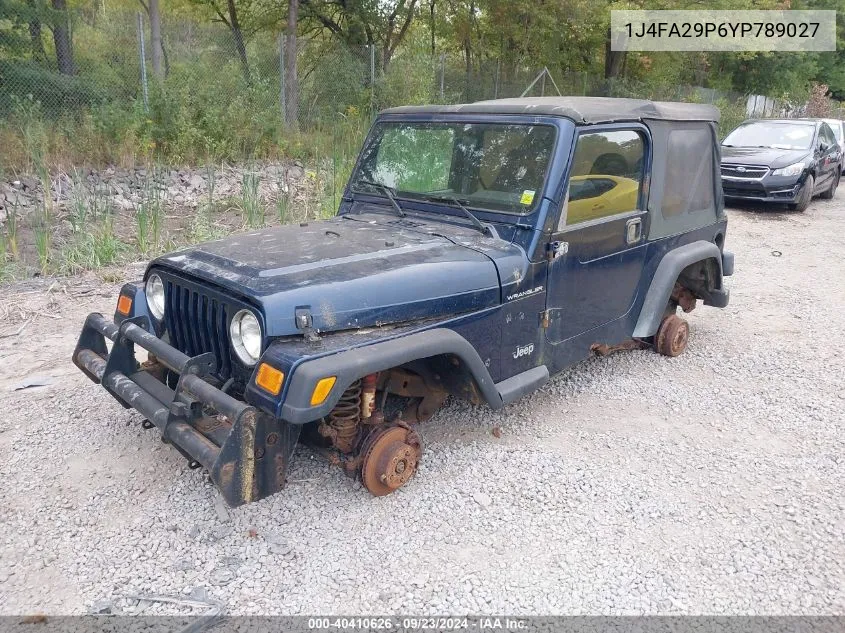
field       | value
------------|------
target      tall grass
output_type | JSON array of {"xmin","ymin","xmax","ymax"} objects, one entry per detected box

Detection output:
[
  {"xmin": 135, "ymin": 172, "xmax": 165, "ymax": 256},
  {"xmin": 0, "ymin": 232, "xmax": 8, "ymax": 281},
  {"xmin": 0, "ymin": 108, "xmax": 371, "ymax": 281},
  {"xmin": 188, "ymin": 164, "xmax": 225, "ymax": 242},
  {"xmin": 62, "ymin": 215, "xmax": 126, "ymax": 273},
  {"xmin": 33, "ymin": 223, "xmax": 51, "ymax": 274},
  {"xmin": 5, "ymin": 202, "xmax": 19, "ymax": 261},
  {"xmin": 240, "ymin": 170, "xmax": 264, "ymax": 228}
]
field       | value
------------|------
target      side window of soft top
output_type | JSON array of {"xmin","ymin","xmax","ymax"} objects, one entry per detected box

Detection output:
[{"xmin": 561, "ymin": 129, "xmax": 645, "ymax": 228}]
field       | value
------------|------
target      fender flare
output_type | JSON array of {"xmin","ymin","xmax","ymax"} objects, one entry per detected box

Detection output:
[
  {"xmin": 279, "ymin": 328, "xmax": 503, "ymax": 424},
  {"xmin": 632, "ymin": 240, "xmax": 727, "ymax": 339}
]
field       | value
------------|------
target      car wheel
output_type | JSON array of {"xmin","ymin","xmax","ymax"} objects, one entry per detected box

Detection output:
[
  {"xmin": 655, "ymin": 314, "xmax": 689, "ymax": 357},
  {"xmin": 821, "ymin": 171, "xmax": 840, "ymax": 200},
  {"xmin": 788, "ymin": 174, "xmax": 814, "ymax": 212}
]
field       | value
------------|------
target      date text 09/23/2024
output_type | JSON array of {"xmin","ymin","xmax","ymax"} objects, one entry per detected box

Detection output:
[{"xmin": 307, "ymin": 617, "xmax": 529, "ymax": 630}]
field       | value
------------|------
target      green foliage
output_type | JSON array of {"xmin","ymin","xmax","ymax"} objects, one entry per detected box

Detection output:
[
  {"xmin": 33, "ymin": 221, "xmax": 51, "ymax": 274},
  {"xmin": 134, "ymin": 175, "xmax": 166, "ymax": 256},
  {"xmin": 714, "ymin": 97, "xmax": 748, "ymax": 140},
  {"xmin": 0, "ymin": 0, "xmax": 842, "ymax": 173},
  {"xmin": 0, "ymin": 61, "xmax": 105, "ymax": 117},
  {"xmin": 239, "ymin": 170, "xmax": 264, "ymax": 227},
  {"xmin": 61, "ymin": 216, "xmax": 127, "ymax": 273},
  {"xmin": 5, "ymin": 202, "xmax": 20, "ymax": 261}
]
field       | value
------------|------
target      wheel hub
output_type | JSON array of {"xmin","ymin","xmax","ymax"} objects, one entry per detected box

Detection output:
[
  {"xmin": 360, "ymin": 426, "xmax": 421, "ymax": 496},
  {"xmin": 656, "ymin": 314, "xmax": 690, "ymax": 357}
]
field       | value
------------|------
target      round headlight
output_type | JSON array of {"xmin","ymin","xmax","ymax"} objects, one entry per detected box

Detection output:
[
  {"xmin": 146, "ymin": 274, "xmax": 165, "ymax": 321},
  {"xmin": 230, "ymin": 310, "xmax": 262, "ymax": 365}
]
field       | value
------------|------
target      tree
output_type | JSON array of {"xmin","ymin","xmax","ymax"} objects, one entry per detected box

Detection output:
[
  {"xmin": 27, "ymin": 0, "xmax": 47, "ymax": 62},
  {"xmin": 148, "ymin": 0, "xmax": 164, "ymax": 77},
  {"xmin": 225, "ymin": 0, "xmax": 250, "ymax": 80},
  {"xmin": 300, "ymin": 0, "xmax": 419, "ymax": 71},
  {"xmin": 192, "ymin": 0, "xmax": 252, "ymax": 80},
  {"xmin": 604, "ymin": 26, "xmax": 624, "ymax": 79},
  {"xmin": 285, "ymin": 0, "xmax": 299, "ymax": 129},
  {"xmin": 428, "ymin": 0, "xmax": 436, "ymax": 56},
  {"xmin": 50, "ymin": 0, "xmax": 74, "ymax": 75},
  {"xmin": 380, "ymin": 0, "xmax": 418, "ymax": 70},
  {"xmin": 138, "ymin": 0, "xmax": 167, "ymax": 78}
]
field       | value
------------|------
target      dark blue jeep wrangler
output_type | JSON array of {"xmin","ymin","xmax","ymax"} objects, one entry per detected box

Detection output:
[{"xmin": 74, "ymin": 97, "xmax": 734, "ymax": 506}]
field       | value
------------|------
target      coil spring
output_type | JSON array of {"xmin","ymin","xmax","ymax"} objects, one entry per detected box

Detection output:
[{"xmin": 326, "ymin": 379, "xmax": 362, "ymax": 453}]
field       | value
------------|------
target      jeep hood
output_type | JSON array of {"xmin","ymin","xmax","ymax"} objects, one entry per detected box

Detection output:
[{"xmin": 151, "ymin": 211, "xmax": 525, "ymax": 336}]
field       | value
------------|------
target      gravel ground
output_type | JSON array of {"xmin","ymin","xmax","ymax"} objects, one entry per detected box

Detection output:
[{"xmin": 0, "ymin": 197, "xmax": 843, "ymax": 616}]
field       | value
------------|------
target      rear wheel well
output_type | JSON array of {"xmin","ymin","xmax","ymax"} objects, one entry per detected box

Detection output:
[{"xmin": 677, "ymin": 257, "xmax": 721, "ymax": 299}]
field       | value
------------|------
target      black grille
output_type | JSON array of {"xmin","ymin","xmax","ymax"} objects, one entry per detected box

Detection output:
[
  {"xmin": 721, "ymin": 164, "xmax": 768, "ymax": 179},
  {"xmin": 723, "ymin": 182, "xmax": 767, "ymax": 198},
  {"xmin": 164, "ymin": 278, "xmax": 232, "ymax": 378}
]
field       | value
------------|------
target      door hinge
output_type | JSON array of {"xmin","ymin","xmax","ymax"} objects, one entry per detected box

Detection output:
[
  {"xmin": 540, "ymin": 309, "xmax": 551, "ymax": 329},
  {"xmin": 545, "ymin": 240, "xmax": 568, "ymax": 261}
]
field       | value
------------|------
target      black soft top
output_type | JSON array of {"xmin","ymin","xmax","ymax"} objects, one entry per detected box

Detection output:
[{"xmin": 382, "ymin": 96, "xmax": 720, "ymax": 124}]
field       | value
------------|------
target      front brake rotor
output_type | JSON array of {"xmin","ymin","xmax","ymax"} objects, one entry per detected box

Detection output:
[{"xmin": 359, "ymin": 425, "xmax": 422, "ymax": 496}]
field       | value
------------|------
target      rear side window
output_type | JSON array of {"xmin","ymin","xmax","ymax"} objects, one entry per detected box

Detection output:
[
  {"xmin": 663, "ymin": 128, "xmax": 715, "ymax": 217},
  {"xmin": 563, "ymin": 130, "xmax": 645, "ymax": 226}
]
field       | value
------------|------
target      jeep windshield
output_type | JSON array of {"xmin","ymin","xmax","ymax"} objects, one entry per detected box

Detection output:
[{"xmin": 350, "ymin": 121, "xmax": 556, "ymax": 215}]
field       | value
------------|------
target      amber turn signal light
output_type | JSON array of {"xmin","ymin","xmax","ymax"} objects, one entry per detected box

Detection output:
[
  {"xmin": 310, "ymin": 376, "xmax": 337, "ymax": 406},
  {"xmin": 116, "ymin": 294, "xmax": 133, "ymax": 316},
  {"xmin": 255, "ymin": 363, "xmax": 285, "ymax": 395}
]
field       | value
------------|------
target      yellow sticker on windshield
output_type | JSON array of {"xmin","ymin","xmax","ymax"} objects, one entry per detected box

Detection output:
[{"xmin": 520, "ymin": 190, "xmax": 536, "ymax": 205}]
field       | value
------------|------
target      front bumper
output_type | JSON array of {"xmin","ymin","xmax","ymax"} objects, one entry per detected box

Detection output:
[
  {"xmin": 721, "ymin": 175, "xmax": 803, "ymax": 204},
  {"xmin": 73, "ymin": 313, "xmax": 300, "ymax": 507}
]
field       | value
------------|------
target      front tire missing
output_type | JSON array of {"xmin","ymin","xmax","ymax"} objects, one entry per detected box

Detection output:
[
  {"xmin": 656, "ymin": 314, "xmax": 689, "ymax": 357},
  {"xmin": 360, "ymin": 425, "xmax": 422, "ymax": 496}
]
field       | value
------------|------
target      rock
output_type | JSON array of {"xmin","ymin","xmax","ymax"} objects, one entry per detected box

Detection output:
[
  {"xmin": 89, "ymin": 600, "xmax": 112, "ymax": 615},
  {"xmin": 473, "ymin": 492, "xmax": 492, "ymax": 508},
  {"xmin": 210, "ymin": 525, "xmax": 232, "ymax": 541},
  {"xmin": 209, "ymin": 567, "xmax": 235, "ymax": 587},
  {"xmin": 269, "ymin": 542, "xmax": 293, "ymax": 557},
  {"xmin": 189, "ymin": 586, "xmax": 209, "ymax": 602},
  {"xmin": 174, "ymin": 559, "xmax": 194, "ymax": 571},
  {"xmin": 113, "ymin": 196, "xmax": 133, "ymax": 211},
  {"xmin": 213, "ymin": 495, "xmax": 230, "ymax": 523}
]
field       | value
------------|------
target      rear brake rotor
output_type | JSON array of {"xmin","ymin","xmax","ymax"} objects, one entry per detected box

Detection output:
[{"xmin": 360, "ymin": 425, "xmax": 422, "ymax": 496}]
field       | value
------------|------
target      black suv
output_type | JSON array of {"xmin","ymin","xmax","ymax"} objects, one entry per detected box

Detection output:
[{"xmin": 721, "ymin": 118, "xmax": 841, "ymax": 211}]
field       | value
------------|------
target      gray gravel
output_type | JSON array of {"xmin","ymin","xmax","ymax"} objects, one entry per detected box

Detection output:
[{"xmin": 0, "ymin": 197, "xmax": 843, "ymax": 616}]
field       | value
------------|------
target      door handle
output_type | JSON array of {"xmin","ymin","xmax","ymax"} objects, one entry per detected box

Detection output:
[{"xmin": 625, "ymin": 218, "xmax": 642, "ymax": 244}]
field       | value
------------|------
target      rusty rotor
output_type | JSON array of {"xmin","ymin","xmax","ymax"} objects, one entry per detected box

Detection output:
[
  {"xmin": 360, "ymin": 425, "xmax": 422, "ymax": 496},
  {"xmin": 656, "ymin": 314, "xmax": 689, "ymax": 357}
]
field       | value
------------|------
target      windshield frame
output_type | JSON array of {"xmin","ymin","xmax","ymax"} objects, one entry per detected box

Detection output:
[
  {"xmin": 722, "ymin": 120, "xmax": 817, "ymax": 151},
  {"xmin": 346, "ymin": 115, "xmax": 561, "ymax": 218}
]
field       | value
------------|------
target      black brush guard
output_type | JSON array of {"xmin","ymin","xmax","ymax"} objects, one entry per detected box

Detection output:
[{"xmin": 73, "ymin": 313, "xmax": 300, "ymax": 507}]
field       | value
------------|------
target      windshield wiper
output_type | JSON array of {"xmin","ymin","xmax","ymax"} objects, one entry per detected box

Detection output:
[
  {"xmin": 355, "ymin": 179, "xmax": 405, "ymax": 217},
  {"xmin": 422, "ymin": 194, "xmax": 491, "ymax": 236}
]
